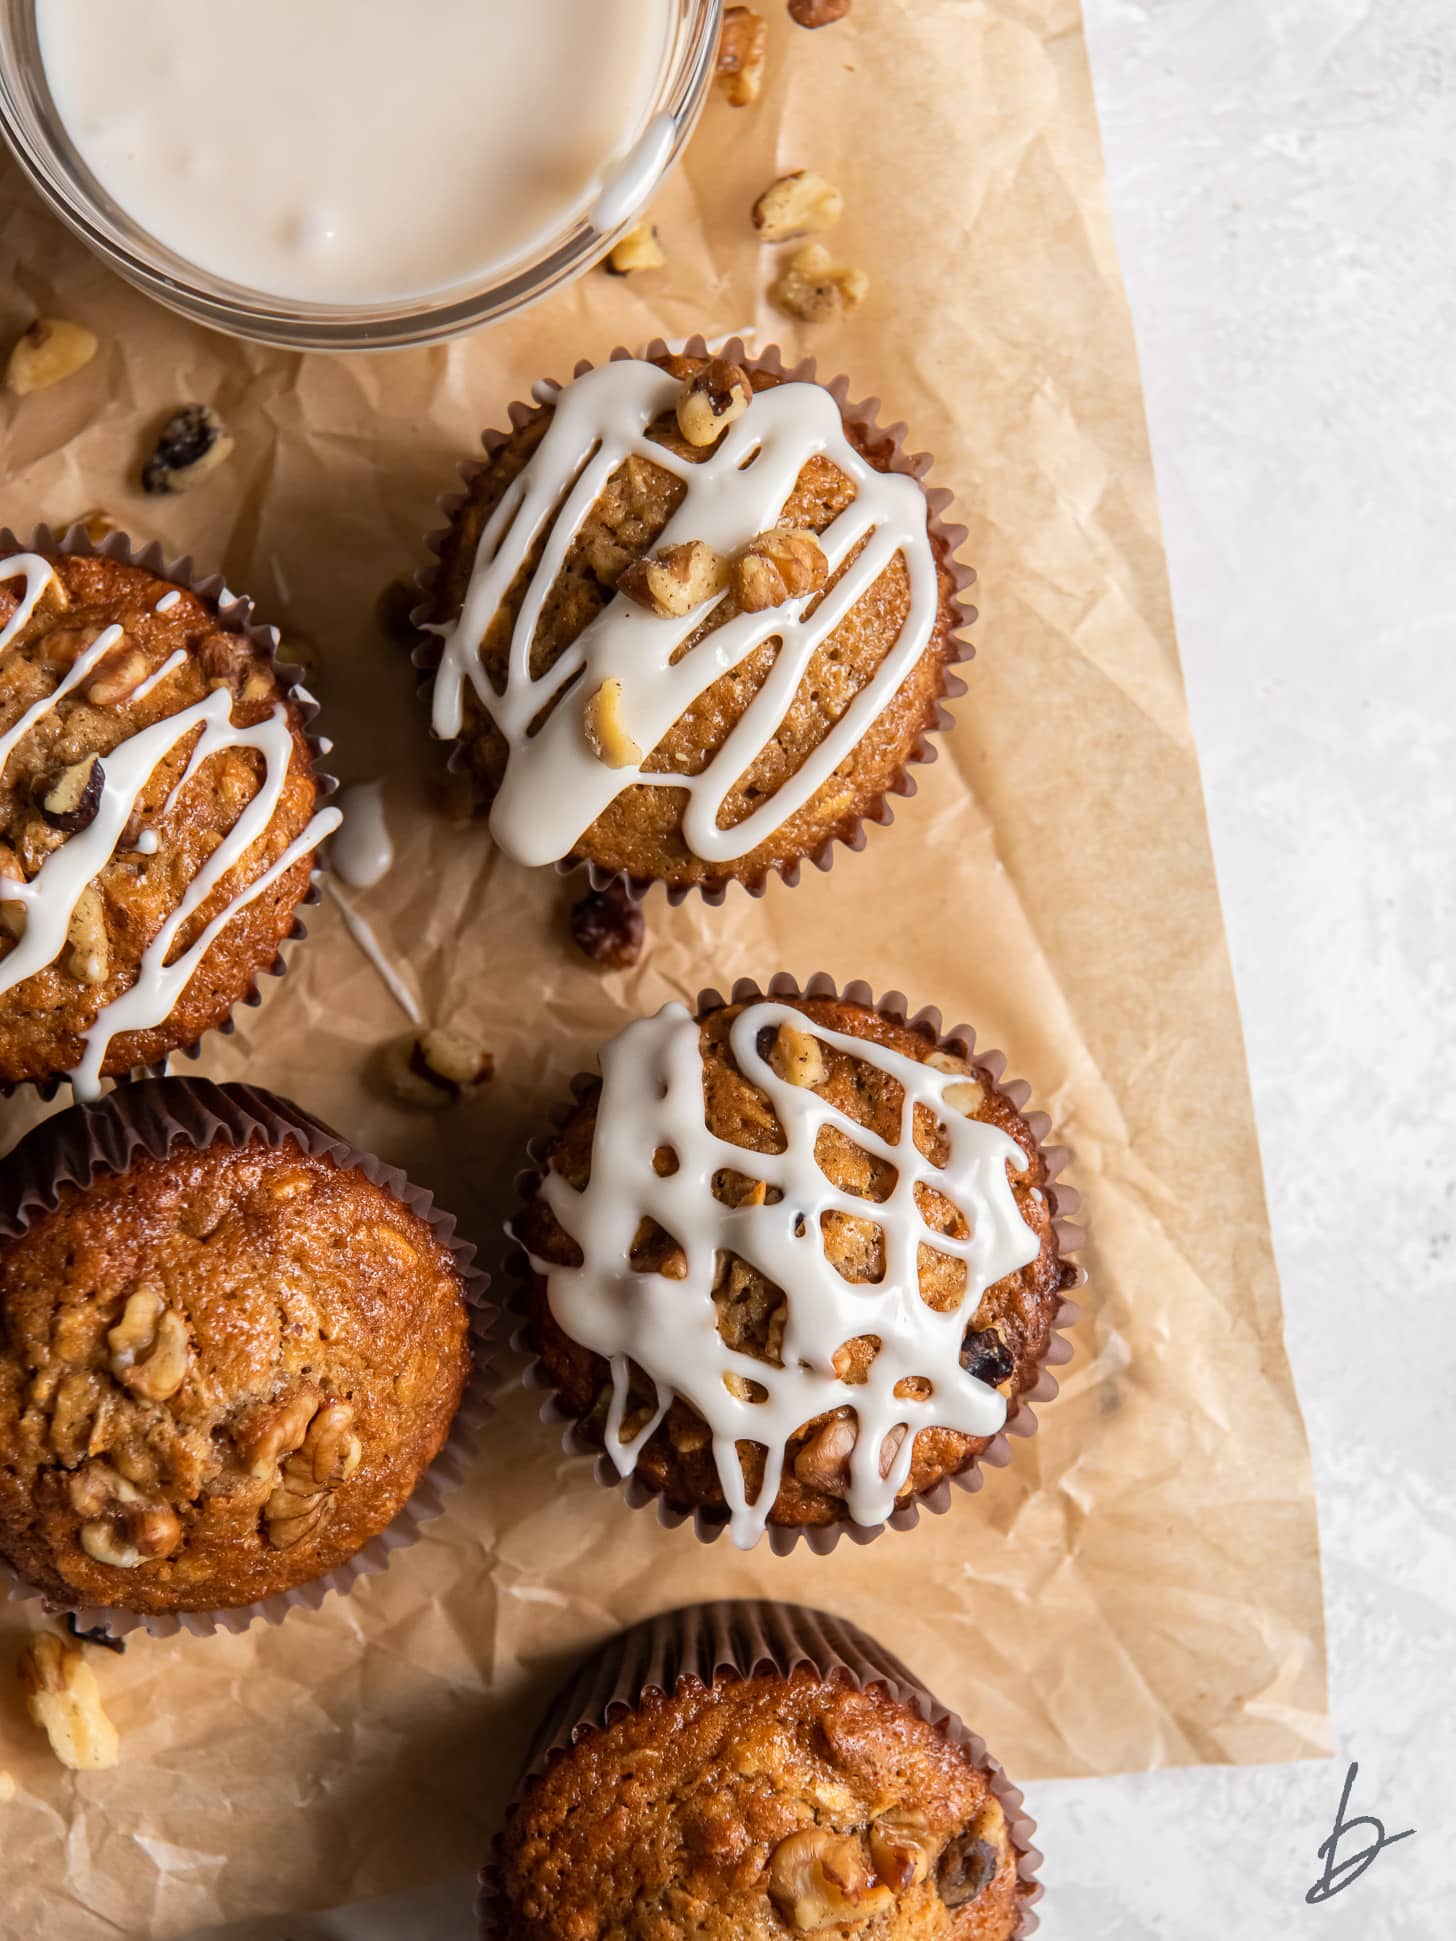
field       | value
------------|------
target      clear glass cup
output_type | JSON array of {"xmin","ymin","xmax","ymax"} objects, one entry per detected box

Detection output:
[{"xmin": 0, "ymin": 0, "xmax": 721, "ymax": 350}]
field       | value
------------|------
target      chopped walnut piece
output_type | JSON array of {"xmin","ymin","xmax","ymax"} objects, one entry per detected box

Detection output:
[
  {"xmin": 768, "ymin": 1828, "xmax": 893, "ymax": 1931},
  {"xmin": 773, "ymin": 242, "xmax": 869, "ymax": 323},
  {"xmin": 264, "ymin": 1400, "xmax": 361, "ymax": 1550},
  {"xmin": 65, "ymin": 883, "xmax": 110, "ymax": 986},
  {"xmin": 618, "ymin": 539, "xmax": 729, "ymax": 619},
  {"xmin": 788, "ymin": 0, "xmax": 852, "ymax": 25},
  {"xmin": 752, "ymin": 170, "xmax": 844, "ymax": 242},
  {"xmin": 717, "ymin": 6, "xmax": 768, "ymax": 105},
  {"xmin": 78, "ymin": 1504, "xmax": 181, "ymax": 1571},
  {"xmin": 384, "ymin": 1027, "xmax": 495, "ymax": 1108},
  {"xmin": 769, "ymin": 1019, "xmax": 827, "ymax": 1087},
  {"xmin": 108, "ymin": 1288, "xmax": 189, "ymax": 1401},
  {"xmin": 732, "ymin": 528, "xmax": 829, "ymax": 613},
  {"xmin": 925, "ymin": 1049, "xmax": 987, "ymax": 1117},
  {"xmin": 583, "ymin": 676, "xmax": 643, "ymax": 769},
  {"xmin": 84, "ymin": 644, "xmax": 149, "ymax": 708},
  {"xmin": 605, "ymin": 221, "xmax": 666, "ymax": 275},
  {"xmin": 141, "ymin": 405, "xmax": 235, "ymax": 495},
  {"xmin": 237, "ymin": 1383, "xmax": 321, "ymax": 1480},
  {"xmin": 37, "ymin": 753, "xmax": 105, "ymax": 833},
  {"xmin": 675, "ymin": 358, "xmax": 752, "ymax": 446},
  {"xmin": 17, "ymin": 1635, "xmax": 119, "ymax": 1771},
  {"xmin": 5, "ymin": 318, "xmax": 98, "ymax": 396},
  {"xmin": 869, "ymin": 1811, "xmax": 933, "ymax": 1892},
  {"xmin": 792, "ymin": 1415, "xmax": 856, "ymax": 1494},
  {"xmin": 570, "ymin": 882, "xmax": 645, "ymax": 970}
]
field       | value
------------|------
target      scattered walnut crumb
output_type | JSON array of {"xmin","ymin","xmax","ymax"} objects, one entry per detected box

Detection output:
[
  {"xmin": 717, "ymin": 6, "xmax": 768, "ymax": 106},
  {"xmin": 605, "ymin": 222, "xmax": 666, "ymax": 275},
  {"xmin": 17, "ymin": 1635, "xmax": 119, "ymax": 1772},
  {"xmin": 772, "ymin": 242, "xmax": 869, "ymax": 322},
  {"xmin": 769, "ymin": 1018, "xmax": 828, "ymax": 1087},
  {"xmin": 752, "ymin": 170, "xmax": 844, "ymax": 242},
  {"xmin": 619, "ymin": 540, "xmax": 729, "ymax": 619},
  {"xmin": 383, "ymin": 1027, "xmax": 495, "ymax": 1109},
  {"xmin": 788, "ymin": 0, "xmax": 852, "ymax": 26},
  {"xmin": 733, "ymin": 528, "xmax": 829, "ymax": 612},
  {"xmin": 570, "ymin": 882, "xmax": 645, "ymax": 970},
  {"xmin": 675, "ymin": 358, "xmax": 752, "ymax": 446},
  {"xmin": 141, "ymin": 405, "xmax": 235, "ymax": 495},
  {"xmin": 4, "ymin": 318, "xmax": 98, "ymax": 397}
]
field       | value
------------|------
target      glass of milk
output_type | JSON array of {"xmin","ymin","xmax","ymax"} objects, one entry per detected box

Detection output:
[{"xmin": 0, "ymin": 0, "xmax": 720, "ymax": 348}]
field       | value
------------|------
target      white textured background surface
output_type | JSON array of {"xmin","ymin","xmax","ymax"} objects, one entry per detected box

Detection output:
[
  {"xmin": 189, "ymin": 3, "xmax": 1455, "ymax": 1936},
  {"xmin": 1035, "ymin": 0, "xmax": 1456, "ymax": 1931}
]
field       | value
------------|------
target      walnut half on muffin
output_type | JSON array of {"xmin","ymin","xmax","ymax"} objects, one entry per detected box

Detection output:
[
  {"xmin": 0, "ymin": 1080, "xmax": 474, "ymax": 1616},
  {"xmin": 514, "ymin": 985, "xmax": 1079, "ymax": 1548},
  {"xmin": 419, "ymin": 344, "xmax": 971, "ymax": 898}
]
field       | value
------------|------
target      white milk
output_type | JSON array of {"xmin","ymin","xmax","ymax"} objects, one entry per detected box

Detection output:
[{"xmin": 37, "ymin": 0, "xmax": 674, "ymax": 303}]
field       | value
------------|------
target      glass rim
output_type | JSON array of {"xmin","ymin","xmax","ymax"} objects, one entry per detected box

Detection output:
[{"xmin": 0, "ymin": 0, "xmax": 722, "ymax": 351}]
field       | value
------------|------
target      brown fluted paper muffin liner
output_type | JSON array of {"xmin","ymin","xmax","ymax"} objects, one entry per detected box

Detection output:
[
  {"xmin": 0, "ymin": 1075, "xmax": 492, "ymax": 1639},
  {"xmin": 478, "ymin": 1598, "xmax": 1044, "ymax": 1937},
  {"xmin": 506, "ymin": 970, "xmax": 1085, "ymax": 1556},
  {"xmin": 0, "ymin": 523, "xmax": 338, "ymax": 1097},
  {"xmin": 409, "ymin": 335, "xmax": 976, "ymax": 906}
]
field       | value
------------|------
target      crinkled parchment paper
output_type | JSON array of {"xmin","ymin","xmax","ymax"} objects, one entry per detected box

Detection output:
[{"xmin": 0, "ymin": 3, "xmax": 1328, "ymax": 1934}]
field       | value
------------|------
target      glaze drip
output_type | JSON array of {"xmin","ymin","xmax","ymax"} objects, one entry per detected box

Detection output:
[
  {"xmin": 530, "ymin": 1000, "xmax": 1040, "ymax": 1548},
  {"xmin": 428, "ymin": 359, "xmax": 939, "ymax": 867},
  {"xmin": 0, "ymin": 554, "xmax": 340, "ymax": 1098}
]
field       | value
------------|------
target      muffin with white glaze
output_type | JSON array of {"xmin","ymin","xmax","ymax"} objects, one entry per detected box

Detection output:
[
  {"xmin": 417, "ymin": 341, "xmax": 972, "ymax": 899},
  {"xmin": 511, "ymin": 979, "xmax": 1081, "ymax": 1548},
  {"xmin": 0, "ymin": 536, "xmax": 337, "ymax": 1093}
]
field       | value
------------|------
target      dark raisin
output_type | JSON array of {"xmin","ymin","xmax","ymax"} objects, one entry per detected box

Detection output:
[
  {"xmin": 961, "ymin": 1327, "xmax": 1015, "ymax": 1386},
  {"xmin": 67, "ymin": 1614, "xmax": 125, "ymax": 1653},
  {"xmin": 937, "ymin": 1832, "xmax": 998, "ymax": 1909},
  {"xmin": 570, "ymin": 882, "xmax": 645, "ymax": 969}
]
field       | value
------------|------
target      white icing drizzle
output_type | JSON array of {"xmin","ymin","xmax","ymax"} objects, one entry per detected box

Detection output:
[
  {"xmin": 331, "ymin": 781, "xmax": 394, "ymax": 889},
  {"xmin": 530, "ymin": 1000, "xmax": 1041, "ymax": 1549},
  {"xmin": 153, "ymin": 590, "xmax": 182, "ymax": 615},
  {"xmin": 0, "ymin": 554, "xmax": 340, "ymax": 1099},
  {"xmin": 131, "ymin": 647, "xmax": 186, "ymax": 701},
  {"xmin": 324, "ymin": 881, "xmax": 422, "ymax": 1026},
  {"xmin": 428, "ymin": 359, "xmax": 939, "ymax": 868}
]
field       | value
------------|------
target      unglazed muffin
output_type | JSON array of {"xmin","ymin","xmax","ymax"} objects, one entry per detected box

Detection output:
[
  {"xmin": 513, "ymin": 980, "xmax": 1079, "ymax": 1548},
  {"xmin": 419, "ymin": 341, "xmax": 970, "ymax": 898},
  {"xmin": 0, "ymin": 537, "xmax": 337, "ymax": 1093},
  {"xmin": 0, "ymin": 1080, "xmax": 474, "ymax": 1616},
  {"xmin": 489, "ymin": 1601, "xmax": 1038, "ymax": 1939}
]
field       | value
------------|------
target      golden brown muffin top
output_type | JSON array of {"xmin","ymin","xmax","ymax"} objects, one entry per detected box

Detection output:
[
  {"xmin": 519, "ymin": 996, "xmax": 1072, "ymax": 1536},
  {"xmin": 427, "ymin": 353, "xmax": 962, "ymax": 892},
  {"xmin": 498, "ymin": 1670, "xmax": 1024, "ymax": 1939},
  {"xmin": 0, "ymin": 1135, "xmax": 470, "ymax": 1613},
  {"xmin": 0, "ymin": 550, "xmax": 326, "ymax": 1086}
]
